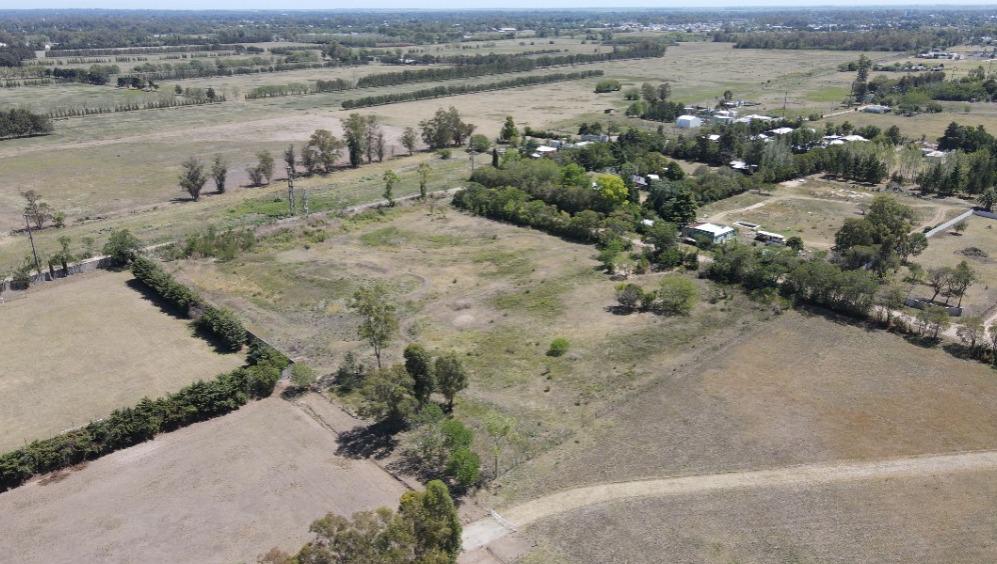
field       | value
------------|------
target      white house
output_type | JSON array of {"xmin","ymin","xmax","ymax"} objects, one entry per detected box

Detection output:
[
  {"xmin": 676, "ymin": 115, "xmax": 703, "ymax": 129},
  {"xmin": 769, "ymin": 126, "xmax": 794, "ymax": 136},
  {"xmin": 684, "ymin": 222, "xmax": 736, "ymax": 245},
  {"xmin": 861, "ymin": 104, "xmax": 891, "ymax": 114},
  {"xmin": 734, "ymin": 114, "xmax": 774, "ymax": 124}
]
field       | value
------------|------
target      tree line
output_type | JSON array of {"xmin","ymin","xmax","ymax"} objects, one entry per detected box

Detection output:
[
  {"xmin": 714, "ymin": 29, "xmax": 963, "ymax": 51},
  {"xmin": 0, "ymin": 340, "xmax": 287, "ymax": 493},
  {"xmin": 341, "ymin": 70, "xmax": 603, "ymax": 109},
  {"xmin": 46, "ymin": 91, "xmax": 226, "ymax": 119},
  {"xmin": 0, "ymin": 108, "xmax": 53, "ymax": 139},
  {"xmin": 244, "ymin": 77, "xmax": 352, "ymax": 99}
]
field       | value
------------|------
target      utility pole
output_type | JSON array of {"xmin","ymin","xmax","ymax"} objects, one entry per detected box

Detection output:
[
  {"xmin": 782, "ymin": 90, "xmax": 788, "ymax": 117},
  {"xmin": 286, "ymin": 165, "xmax": 295, "ymax": 216},
  {"xmin": 302, "ymin": 188, "xmax": 309, "ymax": 215},
  {"xmin": 469, "ymin": 150, "xmax": 477, "ymax": 174},
  {"xmin": 23, "ymin": 214, "xmax": 41, "ymax": 276}
]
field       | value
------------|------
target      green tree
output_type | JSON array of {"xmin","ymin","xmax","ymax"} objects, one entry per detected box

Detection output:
[
  {"xmin": 283, "ymin": 144, "xmax": 296, "ymax": 177},
  {"xmin": 290, "ymin": 363, "xmax": 316, "ymax": 390},
  {"xmin": 957, "ymin": 315, "xmax": 985, "ymax": 354},
  {"xmin": 210, "ymin": 154, "xmax": 227, "ymax": 193},
  {"xmin": 404, "ymin": 344, "xmax": 435, "ymax": 407},
  {"xmin": 876, "ymin": 282, "xmax": 907, "ymax": 327},
  {"xmin": 22, "ymin": 190, "xmax": 53, "ymax": 229},
  {"xmin": 306, "ymin": 129, "xmax": 344, "ymax": 174},
  {"xmin": 926, "ymin": 266, "xmax": 952, "ymax": 303},
  {"xmin": 256, "ymin": 150, "xmax": 275, "ymax": 185},
  {"xmin": 417, "ymin": 162, "xmax": 431, "ymax": 199},
  {"xmin": 343, "ymin": 113, "xmax": 367, "ymax": 167},
  {"xmin": 434, "ymin": 352, "xmax": 468, "ymax": 411},
  {"xmin": 350, "ymin": 283, "xmax": 398, "ymax": 369},
  {"xmin": 468, "ymin": 133, "xmax": 490, "ymax": 153},
  {"xmin": 179, "ymin": 156, "xmax": 207, "ymax": 201},
  {"xmin": 360, "ymin": 364, "xmax": 417, "ymax": 424},
  {"xmin": 547, "ymin": 337, "xmax": 569, "ymax": 357},
  {"xmin": 401, "ymin": 126, "xmax": 419, "ymax": 156},
  {"xmin": 500, "ymin": 115, "xmax": 519, "ymax": 143},
  {"xmin": 655, "ymin": 274, "xmax": 698, "ymax": 315},
  {"xmin": 615, "ymin": 282, "xmax": 645, "ymax": 311},
  {"xmin": 446, "ymin": 447, "xmax": 480, "ymax": 488},
  {"xmin": 103, "ymin": 228, "xmax": 142, "ymax": 266},
  {"xmin": 383, "ymin": 169, "xmax": 399, "ymax": 206},
  {"xmin": 979, "ymin": 187, "xmax": 997, "ymax": 211},
  {"xmin": 484, "ymin": 411, "xmax": 516, "ymax": 478},
  {"xmin": 947, "ymin": 260, "xmax": 978, "ymax": 307},
  {"xmin": 399, "ymin": 480, "xmax": 462, "ymax": 562},
  {"xmin": 594, "ymin": 173, "xmax": 628, "ymax": 209}
]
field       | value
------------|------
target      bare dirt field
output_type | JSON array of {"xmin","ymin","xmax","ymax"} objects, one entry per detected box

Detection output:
[
  {"xmin": 912, "ymin": 214, "xmax": 997, "ymax": 318},
  {"xmin": 0, "ymin": 269, "xmax": 244, "ymax": 452},
  {"xmin": 0, "ymin": 394, "xmax": 408, "ymax": 563},
  {"xmin": 525, "ymin": 463, "xmax": 997, "ymax": 563},
  {"xmin": 489, "ymin": 308, "xmax": 997, "ymax": 507}
]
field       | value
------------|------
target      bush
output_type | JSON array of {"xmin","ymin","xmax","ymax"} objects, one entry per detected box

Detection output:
[
  {"xmin": 290, "ymin": 363, "xmax": 317, "ymax": 389},
  {"xmin": 655, "ymin": 274, "xmax": 699, "ymax": 315},
  {"xmin": 197, "ymin": 306, "xmax": 247, "ymax": 351},
  {"xmin": 547, "ymin": 337, "xmax": 570, "ymax": 357},
  {"xmin": 103, "ymin": 228, "xmax": 142, "ymax": 266},
  {"xmin": 446, "ymin": 447, "xmax": 481, "ymax": 488},
  {"xmin": 437, "ymin": 148, "xmax": 452, "ymax": 160}
]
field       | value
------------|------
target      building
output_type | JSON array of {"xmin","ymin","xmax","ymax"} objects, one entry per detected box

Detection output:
[
  {"xmin": 861, "ymin": 104, "xmax": 891, "ymax": 114},
  {"xmin": 676, "ymin": 115, "xmax": 703, "ymax": 129},
  {"xmin": 755, "ymin": 230, "xmax": 786, "ymax": 245},
  {"xmin": 769, "ymin": 126, "xmax": 794, "ymax": 136},
  {"xmin": 684, "ymin": 222, "xmax": 736, "ymax": 245}
]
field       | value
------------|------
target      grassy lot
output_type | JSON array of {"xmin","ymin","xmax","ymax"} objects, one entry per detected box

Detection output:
[
  {"xmin": 0, "ymin": 394, "xmax": 407, "ymax": 563},
  {"xmin": 910, "ymin": 215, "xmax": 997, "ymax": 318},
  {"xmin": 491, "ymin": 308, "xmax": 997, "ymax": 507},
  {"xmin": 173, "ymin": 202, "xmax": 766, "ymax": 468},
  {"xmin": 527, "ymin": 466, "xmax": 997, "ymax": 563},
  {"xmin": 0, "ymin": 269, "xmax": 245, "ymax": 451}
]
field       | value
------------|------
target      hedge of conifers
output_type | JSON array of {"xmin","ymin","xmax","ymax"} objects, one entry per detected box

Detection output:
[
  {"xmin": 131, "ymin": 256, "xmax": 246, "ymax": 351},
  {"xmin": 0, "ymin": 257, "xmax": 288, "ymax": 493}
]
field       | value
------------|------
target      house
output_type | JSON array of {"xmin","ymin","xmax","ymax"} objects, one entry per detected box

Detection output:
[
  {"xmin": 711, "ymin": 109, "xmax": 738, "ymax": 125},
  {"xmin": 769, "ymin": 126, "xmax": 794, "ymax": 136},
  {"xmin": 842, "ymin": 134, "xmax": 867, "ymax": 143},
  {"xmin": 630, "ymin": 175, "xmax": 648, "ymax": 188},
  {"xmin": 755, "ymin": 230, "xmax": 786, "ymax": 245},
  {"xmin": 579, "ymin": 133, "xmax": 610, "ymax": 142},
  {"xmin": 861, "ymin": 104, "xmax": 891, "ymax": 114},
  {"xmin": 734, "ymin": 114, "xmax": 774, "ymax": 124},
  {"xmin": 705, "ymin": 134, "xmax": 721, "ymax": 142},
  {"xmin": 729, "ymin": 160, "xmax": 756, "ymax": 173},
  {"xmin": 684, "ymin": 222, "xmax": 736, "ymax": 245},
  {"xmin": 676, "ymin": 115, "xmax": 703, "ymax": 129}
]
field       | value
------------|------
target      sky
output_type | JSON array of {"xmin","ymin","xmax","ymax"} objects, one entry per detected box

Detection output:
[{"xmin": 4, "ymin": 1, "xmax": 997, "ymax": 9}]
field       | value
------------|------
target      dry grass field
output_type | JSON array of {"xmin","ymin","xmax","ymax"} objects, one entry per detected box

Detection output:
[
  {"xmin": 0, "ymin": 269, "xmax": 244, "ymax": 452},
  {"xmin": 912, "ymin": 215, "xmax": 997, "ymax": 318},
  {"xmin": 526, "ymin": 466, "xmax": 997, "ymax": 563},
  {"xmin": 490, "ymin": 309, "xmax": 997, "ymax": 507},
  {"xmin": 0, "ymin": 394, "xmax": 408, "ymax": 563},
  {"xmin": 174, "ymin": 202, "xmax": 765, "ymax": 463}
]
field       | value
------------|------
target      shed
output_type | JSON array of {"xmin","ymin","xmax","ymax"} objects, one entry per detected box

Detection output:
[
  {"xmin": 676, "ymin": 115, "xmax": 703, "ymax": 129},
  {"xmin": 684, "ymin": 222, "xmax": 736, "ymax": 245}
]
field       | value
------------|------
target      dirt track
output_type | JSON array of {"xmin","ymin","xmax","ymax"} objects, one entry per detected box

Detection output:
[{"xmin": 462, "ymin": 450, "xmax": 997, "ymax": 552}]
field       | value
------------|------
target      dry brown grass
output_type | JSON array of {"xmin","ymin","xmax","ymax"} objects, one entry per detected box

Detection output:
[
  {"xmin": 0, "ymin": 394, "xmax": 408, "ymax": 563},
  {"xmin": 912, "ymin": 215, "xmax": 997, "ymax": 317},
  {"xmin": 0, "ymin": 269, "xmax": 244, "ymax": 451}
]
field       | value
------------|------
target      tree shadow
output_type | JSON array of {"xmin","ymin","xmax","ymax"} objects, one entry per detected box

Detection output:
[
  {"xmin": 335, "ymin": 420, "xmax": 401, "ymax": 460},
  {"xmin": 795, "ymin": 303, "xmax": 879, "ymax": 333},
  {"xmin": 125, "ymin": 278, "xmax": 235, "ymax": 355},
  {"xmin": 604, "ymin": 304, "xmax": 635, "ymax": 316}
]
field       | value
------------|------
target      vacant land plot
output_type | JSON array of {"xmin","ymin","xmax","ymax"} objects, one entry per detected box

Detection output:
[
  {"xmin": 0, "ymin": 269, "xmax": 244, "ymax": 451},
  {"xmin": 490, "ymin": 309, "xmax": 997, "ymax": 506},
  {"xmin": 175, "ymin": 202, "xmax": 765, "ymax": 463},
  {"xmin": 913, "ymin": 215, "xmax": 997, "ymax": 318},
  {"xmin": 0, "ymin": 394, "xmax": 408, "ymax": 563},
  {"xmin": 700, "ymin": 177, "xmax": 965, "ymax": 248},
  {"xmin": 527, "ymin": 465, "xmax": 997, "ymax": 563}
]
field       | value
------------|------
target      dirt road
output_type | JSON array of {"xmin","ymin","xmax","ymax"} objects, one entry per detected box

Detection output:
[{"xmin": 462, "ymin": 450, "xmax": 997, "ymax": 552}]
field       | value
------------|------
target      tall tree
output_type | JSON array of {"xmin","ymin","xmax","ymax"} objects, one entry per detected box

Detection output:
[
  {"xmin": 434, "ymin": 352, "xmax": 468, "ymax": 411},
  {"xmin": 365, "ymin": 115, "xmax": 380, "ymax": 164},
  {"xmin": 306, "ymin": 129, "xmax": 344, "ymax": 174},
  {"xmin": 283, "ymin": 144, "xmax": 296, "ymax": 177},
  {"xmin": 179, "ymin": 156, "xmax": 207, "ymax": 201},
  {"xmin": 383, "ymin": 169, "xmax": 399, "ymax": 206},
  {"xmin": 417, "ymin": 162, "xmax": 431, "ymax": 198},
  {"xmin": 499, "ymin": 115, "xmax": 518, "ymax": 143},
  {"xmin": 210, "ymin": 155, "xmax": 227, "ymax": 193},
  {"xmin": 256, "ymin": 150, "xmax": 275, "ymax": 185},
  {"xmin": 21, "ymin": 190, "xmax": 52, "ymax": 229},
  {"xmin": 343, "ymin": 113, "xmax": 367, "ymax": 168},
  {"xmin": 401, "ymin": 126, "xmax": 418, "ymax": 156},
  {"xmin": 404, "ymin": 343, "xmax": 435, "ymax": 407},
  {"xmin": 350, "ymin": 283, "xmax": 398, "ymax": 369}
]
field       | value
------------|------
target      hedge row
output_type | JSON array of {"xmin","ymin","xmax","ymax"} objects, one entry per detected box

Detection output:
[
  {"xmin": 131, "ymin": 256, "xmax": 246, "ymax": 351},
  {"xmin": 0, "ymin": 341, "xmax": 289, "ymax": 493},
  {"xmin": 342, "ymin": 70, "xmax": 603, "ymax": 110}
]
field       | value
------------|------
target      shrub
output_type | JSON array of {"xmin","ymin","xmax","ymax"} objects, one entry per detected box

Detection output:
[
  {"xmin": 655, "ymin": 274, "xmax": 699, "ymax": 315},
  {"xmin": 446, "ymin": 447, "xmax": 481, "ymax": 488},
  {"xmin": 290, "ymin": 363, "xmax": 317, "ymax": 390},
  {"xmin": 103, "ymin": 228, "xmax": 142, "ymax": 265},
  {"xmin": 197, "ymin": 306, "xmax": 247, "ymax": 351},
  {"xmin": 547, "ymin": 337, "xmax": 570, "ymax": 357},
  {"xmin": 437, "ymin": 148, "xmax": 452, "ymax": 160}
]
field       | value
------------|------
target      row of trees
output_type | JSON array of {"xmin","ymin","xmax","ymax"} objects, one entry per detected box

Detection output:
[
  {"xmin": 716, "ymin": 29, "xmax": 961, "ymax": 51},
  {"xmin": 244, "ymin": 77, "xmax": 352, "ymax": 99},
  {"xmin": 341, "ymin": 70, "xmax": 604, "ymax": 110},
  {"xmin": 46, "ymin": 91, "xmax": 225, "ymax": 119},
  {"xmin": 0, "ymin": 340, "xmax": 287, "ymax": 493},
  {"xmin": 0, "ymin": 108, "xmax": 52, "ymax": 139}
]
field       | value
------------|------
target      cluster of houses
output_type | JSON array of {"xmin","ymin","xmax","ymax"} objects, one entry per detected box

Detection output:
[{"xmin": 917, "ymin": 50, "xmax": 963, "ymax": 60}]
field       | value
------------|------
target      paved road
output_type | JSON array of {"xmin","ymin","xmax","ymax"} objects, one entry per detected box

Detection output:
[{"xmin": 462, "ymin": 450, "xmax": 997, "ymax": 552}]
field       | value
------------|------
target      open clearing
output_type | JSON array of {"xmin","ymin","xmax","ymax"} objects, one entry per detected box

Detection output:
[
  {"xmin": 489, "ymin": 308, "xmax": 997, "ymax": 507},
  {"xmin": 912, "ymin": 214, "xmax": 997, "ymax": 318},
  {"xmin": 0, "ymin": 269, "xmax": 244, "ymax": 452},
  {"xmin": 524, "ymin": 461, "xmax": 997, "ymax": 563},
  {"xmin": 175, "ymin": 202, "xmax": 766, "ymax": 463},
  {"xmin": 0, "ymin": 394, "xmax": 408, "ymax": 563}
]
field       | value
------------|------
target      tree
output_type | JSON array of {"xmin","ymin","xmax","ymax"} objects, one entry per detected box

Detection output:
[
  {"xmin": 640, "ymin": 82, "xmax": 657, "ymax": 102},
  {"xmin": 657, "ymin": 82, "xmax": 671, "ymax": 101},
  {"xmin": 21, "ymin": 190, "xmax": 52, "ymax": 229},
  {"xmin": 852, "ymin": 54, "xmax": 871, "ymax": 102},
  {"xmin": 957, "ymin": 315, "xmax": 985, "ymax": 354},
  {"xmin": 365, "ymin": 115, "xmax": 381, "ymax": 164},
  {"xmin": 417, "ymin": 162, "xmax": 431, "ymax": 199},
  {"xmin": 979, "ymin": 187, "xmax": 997, "ymax": 211},
  {"xmin": 256, "ymin": 150, "xmax": 275, "ymax": 185},
  {"xmin": 926, "ymin": 266, "xmax": 953, "ymax": 303},
  {"xmin": 655, "ymin": 274, "xmax": 698, "ymax": 315},
  {"xmin": 103, "ymin": 228, "xmax": 141, "ymax": 266},
  {"xmin": 360, "ymin": 364, "xmax": 417, "ymax": 424},
  {"xmin": 306, "ymin": 129, "xmax": 344, "ymax": 174},
  {"xmin": 594, "ymin": 174, "xmax": 628, "ymax": 209},
  {"xmin": 947, "ymin": 260, "xmax": 978, "ymax": 307},
  {"xmin": 499, "ymin": 116, "xmax": 518, "ymax": 143},
  {"xmin": 615, "ymin": 282, "xmax": 644, "ymax": 311},
  {"xmin": 290, "ymin": 363, "xmax": 317, "ymax": 390},
  {"xmin": 383, "ymin": 169, "xmax": 399, "ymax": 206},
  {"xmin": 468, "ymin": 133, "xmax": 490, "ymax": 153},
  {"xmin": 876, "ymin": 282, "xmax": 907, "ymax": 327},
  {"xmin": 917, "ymin": 305, "xmax": 949, "ymax": 339},
  {"xmin": 401, "ymin": 126, "xmax": 419, "ymax": 156},
  {"xmin": 434, "ymin": 352, "xmax": 468, "ymax": 411},
  {"xmin": 404, "ymin": 344, "xmax": 435, "ymax": 407},
  {"xmin": 446, "ymin": 447, "xmax": 480, "ymax": 488},
  {"xmin": 210, "ymin": 155, "xmax": 227, "ymax": 193},
  {"xmin": 178, "ymin": 156, "xmax": 207, "ymax": 201},
  {"xmin": 491, "ymin": 148, "xmax": 499, "ymax": 168},
  {"xmin": 283, "ymin": 144, "xmax": 296, "ymax": 177},
  {"xmin": 343, "ymin": 113, "xmax": 367, "ymax": 168},
  {"xmin": 420, "ymin": 106, "xmax": 475, "ymax": 150},
  {"xmin": 484, "ymin": 411, "xmax": 516, "ymax": 478},
  {"xmin": 350, "ymin": 283, "xmax": 398, "ymax": 369},
  {"xmin": 375, "ymin": 131, "xmax": 386, "ymax": 163},
  {"xmin": 398, "ymin": 480, "xmax": 462, "ymax": 561}
]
